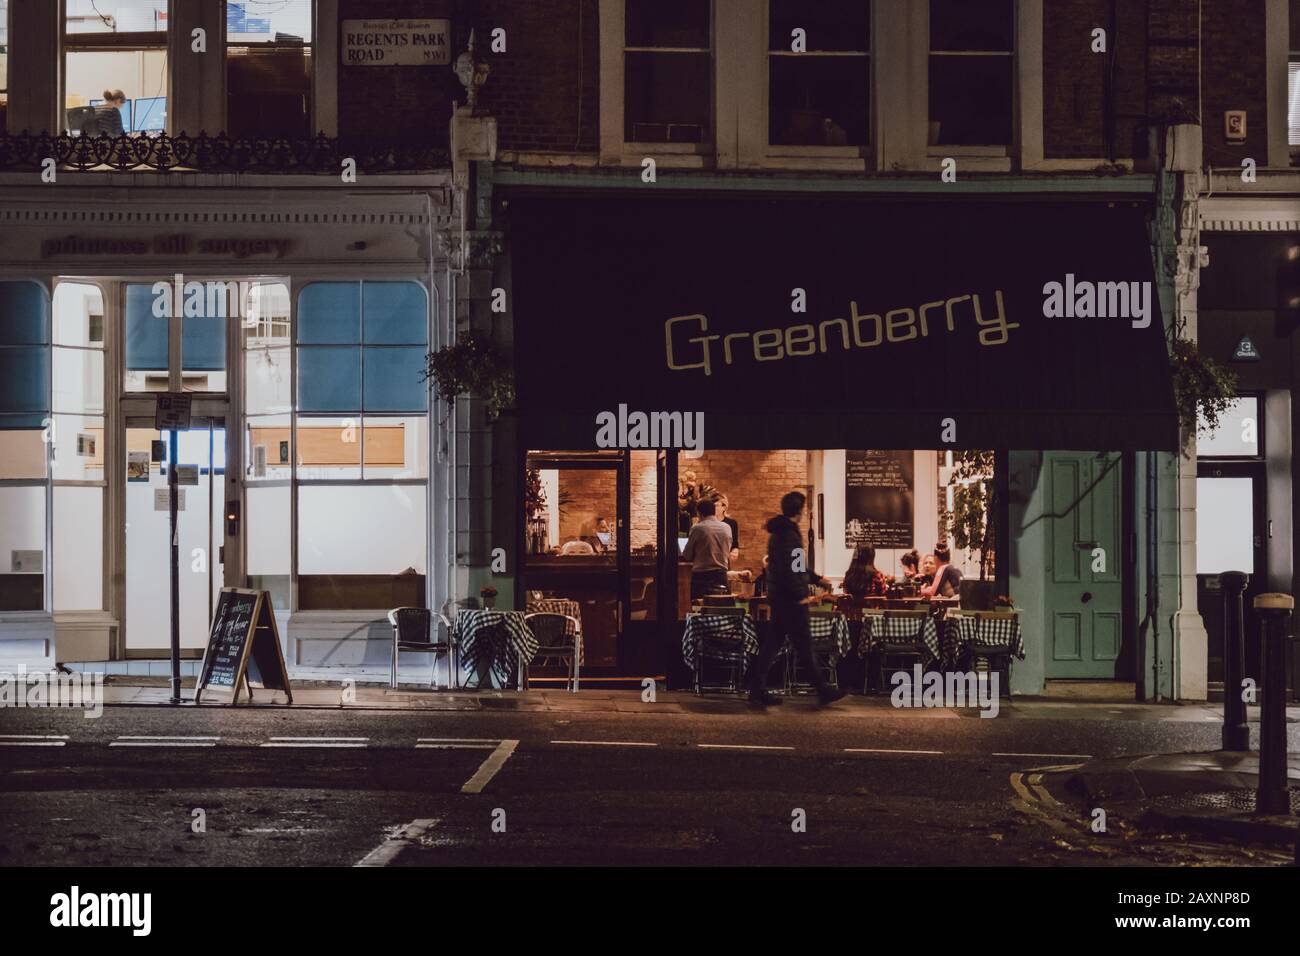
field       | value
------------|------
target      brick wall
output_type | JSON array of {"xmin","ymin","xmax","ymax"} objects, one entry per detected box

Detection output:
[
  {"xmin": 1043, "ymin": 0, "xmax": 1156, "ymax": 159},
  {"xmin": 681, "ymin": 451, "xmax": 809, "ymax": 577},
  {"xmin": 555, "ymin": 467, "xmax": 616, "ymax": 545},
  {"xmin": 1201, "ymin": 0, "xmax": 1269, "ymax": 166},
  {"xmin": 477, "ymin": 0, "xmax": 600, "ymax": 153},
  {"xmin": 337, "ymin": 0, "xmax": 465, "ymax": 145}
]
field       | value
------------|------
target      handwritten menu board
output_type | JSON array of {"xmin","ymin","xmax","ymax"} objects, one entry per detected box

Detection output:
[
  {"xmin": 195, "ymin": 589, "xmax": 293, "ymax": 705},
  {"xmin": 844, "ymin": 450, "xmax": 914, "ymax": 549}
]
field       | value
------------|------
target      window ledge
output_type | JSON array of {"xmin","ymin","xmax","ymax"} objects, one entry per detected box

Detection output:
[{"xmin": 926, "ymin": 145, "xmax": 1010, "ymax": 157}]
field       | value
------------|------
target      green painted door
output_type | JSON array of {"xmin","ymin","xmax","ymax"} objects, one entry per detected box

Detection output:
[{"xmin": 1044, "ymin": 453, "xmax": 1123, "ymax": 679}]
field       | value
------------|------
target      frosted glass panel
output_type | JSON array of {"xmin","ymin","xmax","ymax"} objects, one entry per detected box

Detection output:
[
  {"xmin": 1197, "ymin": 397, "xmax": 1259, "ymax": 457},
  {"xmin": 298, "ymin": 484, "xmax": 426, "ymax": 574},
  {"xmin": 1196, "ymin": 477, "xmax": 1254, "ymax": 575},
  {"xmin": 247, "ymin": 484, "xmax": 290, "ymax": 576}
]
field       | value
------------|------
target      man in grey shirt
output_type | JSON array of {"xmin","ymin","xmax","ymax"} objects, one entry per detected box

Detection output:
[{"xmin": 682, "ymin": 499, "xmax": 733, "ymax": 600}]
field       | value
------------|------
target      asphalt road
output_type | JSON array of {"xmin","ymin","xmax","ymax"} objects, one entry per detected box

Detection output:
[{"xmin": 1, "ymin": 703, "xmax": 1294, "ymax": 867}]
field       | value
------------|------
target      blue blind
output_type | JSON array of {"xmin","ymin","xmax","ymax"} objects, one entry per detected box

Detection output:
[
  {"xmin": 297, "ymin": 282, "xmax": 427, "ymax": 413},
  {"xmin": 125, "ymin": 284, "xmax": 168, "ymax": 371},
  {"xmin": 182, "ymin": 309, "xmax": 227, "ymax": 372},
  {"xmin": 0, "ymin": 281, "xmax": 50, "ymax": 425}
]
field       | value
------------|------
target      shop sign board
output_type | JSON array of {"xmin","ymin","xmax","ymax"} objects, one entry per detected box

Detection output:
[{"xmin": 342, "ymin": 19, "xmax": 452, "ymax": 65}]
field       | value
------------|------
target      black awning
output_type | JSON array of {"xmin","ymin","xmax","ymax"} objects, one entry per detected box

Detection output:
[{"xmin": 509, "ymin": 194, "xmax": 1178, "ymax": 452}]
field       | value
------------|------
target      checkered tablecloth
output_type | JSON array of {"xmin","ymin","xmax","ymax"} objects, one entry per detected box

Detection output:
[
  {"xmin": 455, "ymin": 610, "xmax": 539, "ymax": 688},
  {"xmin": 858, "ymin": 612, "xmax": 941, "ymax": 664},
  {"xmin": 946, "ymin": 614, "xmax": 1025, "ymax": 661},
  {"xmin": 681, "ymin": 613, "xmax": 760, "ymax": 672},
  {"xmin": 806, "ymin": 614, "xmax": 852, "ymax": 658},
  {"xmin": 525, "ymin": 599, "xmax": 584, "ymax": 665}
]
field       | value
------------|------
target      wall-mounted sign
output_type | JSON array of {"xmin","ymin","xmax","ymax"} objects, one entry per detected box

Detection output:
[
  {"xmin": 40, "ymin": 235, "xmax": 291, "ymax": 259},
  {"xmin": 176, "ymin": 465, "xmax": 199, "ymax": 486},
  {"xmin": 845, "ymin": 451, "xmax": 914, "ymax": 550},
  {"xmin": 128, "ymin": 451, "xmax": 151, "ymax": 482},
  {"xmin": 1224, "ymin": 110, "xmax": 1247, "ymax": 144},
  {"xmin": 154, "ymin": 488, "xmax": 186, "ymax": 512},
  {"xmin": 342, "ymin": 19, "xmax": 452, "ymax": 66},
  {"xmin": 1233, "ymin": 335, "xmax": 1260, "ymax": 361},
  {"xmin": 155, "ymin": 393, "xmax": 192, "ymax": 430}
]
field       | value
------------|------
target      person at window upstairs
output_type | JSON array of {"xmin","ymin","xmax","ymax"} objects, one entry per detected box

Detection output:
[
  {"xmin": 842, "ymin": 545, "xmax": 887, "ymax": 600},
  {"xmin": 749, "ymin": 491, "xmax": 845, "ymax": 708},
  {"xmin": 712, "ymin": 493, "xmax": 741, "ymax": 565},
  {"xmin": 89, "ymin": 90, "xmax": 127, "ymax": 137},
  {"xmin": 681, "ymin": 498, "xmax": 732, "ymax": 600},
  {"xmin": 921, "ymin": 544, "xmax": 964, "ymax": 599}
]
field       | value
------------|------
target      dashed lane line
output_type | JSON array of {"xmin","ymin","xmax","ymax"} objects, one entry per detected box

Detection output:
[
  {"xmin": 354, "ymin": 818, "xmax": 439, "ymax": 867},
  {"xmin": 993, "ymin": 752, "xmax": 1093, "ymax": 760},
  {"xmin": 261, "ymin": 737, "xmax": 369, "ymax": 749},
  {"xmin": 550, "ymin": 740, "xmax": 658, "ymax": 747},
  {"xmin": 110, "ymin": 736, "xmax": 221, "ymax": 748},
  {"xmin": 844, "ymin": 748, "xmax": 943, "ymax": 755},
  {"xmin": 417, "ymin": 738, "xmax": 501, "ymax": 750},
  {"xmin": 0, "ymin": 735, "xmax": 68, "ymax": 747},
  {"xmin": 461, "ymin": 739, "xmax": 520, "ymax": 793},
  {"xmin": 697, "ymin": 743, "xmax": 795, "ymax": 751}
]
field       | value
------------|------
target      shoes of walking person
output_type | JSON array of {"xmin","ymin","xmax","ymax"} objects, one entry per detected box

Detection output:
[
  {"xmin": 748, "ymin": 691, "xmax": 783, "ymax": 707},
  {"xmin": 817, "ymin": 688, "xmax": 847, "ymax": 706}
]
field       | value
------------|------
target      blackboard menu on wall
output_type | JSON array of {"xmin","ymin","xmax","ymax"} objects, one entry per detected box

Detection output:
[
  {"xmin": 201, "ymin": 590, "xmax": 259, "ymax": 689},
  {"xmin": 845, "ymin": 451, "xmax": 914, "ymax": 549}
]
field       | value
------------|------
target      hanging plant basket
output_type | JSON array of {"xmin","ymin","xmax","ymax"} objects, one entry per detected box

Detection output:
[
  {"xmin": 423, "ymin": 332, "xmax": 515, "ymax": 421},
  {"xmin": 1168, "ymin": 327, "xmax": 1236, "ymax": 457}
]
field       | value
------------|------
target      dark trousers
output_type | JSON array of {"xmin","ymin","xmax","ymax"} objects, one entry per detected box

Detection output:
[
  {"xmin": 750, "ymin": 600, "xmax": 830, "ymax": 695},
  {"xmin": 690, "ymin": 569, "xmax": 729, "ymax": 600}
]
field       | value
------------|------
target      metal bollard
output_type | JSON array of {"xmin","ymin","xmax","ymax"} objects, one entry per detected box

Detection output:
[
  {"xmin": 1220, "ymin": 571, "xmax": 1251, "ymax": 751},
  {"xmin": 1253, "ymin": 593, "xmax": 1293, "ymax": 816}
]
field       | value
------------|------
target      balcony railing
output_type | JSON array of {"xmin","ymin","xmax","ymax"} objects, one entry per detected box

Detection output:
[{"xmin": 0, "ymin": 131, "xmax": 450, "ymax": 173}]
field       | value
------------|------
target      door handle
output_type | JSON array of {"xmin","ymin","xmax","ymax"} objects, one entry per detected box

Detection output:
[{"xmin": 1081, "ymin": 592, "xmax": 1093, "ymax": 604}]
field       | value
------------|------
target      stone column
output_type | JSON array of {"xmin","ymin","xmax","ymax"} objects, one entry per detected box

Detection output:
[
  {"xmin": 7, "ymin": 1, "xmax": 60, "ymax": 135},
  {"xmin": 168, "ymin": 0, "xmax": 227, "ymax": 136}
]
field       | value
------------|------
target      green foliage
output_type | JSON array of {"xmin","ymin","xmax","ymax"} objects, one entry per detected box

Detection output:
[
  {"xmin": 949, "ymin": 451, "xmax": 995, "ymax": 581},
  {"xmin": 677, "ymin": 470, "xmax": 718, "ymax": 533},
  {"xmin": 1168, "ymin": 335, "xmax": 1237, "ymax": 458},
  {"xmin": 424, "ymin": 332, "xmax": 515, "ymax": 421}
]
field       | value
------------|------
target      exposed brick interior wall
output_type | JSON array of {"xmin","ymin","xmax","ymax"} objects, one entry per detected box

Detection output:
[
  {"xmin": 337, "ymin": 0, "xmax": 465, "ymax": 145},
  {"xmin": 1043, "ymin": 0, "xmax": 1154, "ymax": 159},
  {"xmin": 1201, "ymin": 0, "xmax": 1269, "ymax": 166},
  {"xmin": 476, "ymin": 0, "xmax": 600, "ymax": 153},
  {"xmin": 555, "ymin": 467, "xmax": 617, "ymax": 545},
  {"xmin": 681, "ymin": 451, "xmax": 809, "ymax": 577}
]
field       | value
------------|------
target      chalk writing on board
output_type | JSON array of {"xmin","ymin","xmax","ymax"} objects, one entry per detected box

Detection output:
[{"xmin": 845, "ymin": 450, "xmax": 914, "ymax": 549}]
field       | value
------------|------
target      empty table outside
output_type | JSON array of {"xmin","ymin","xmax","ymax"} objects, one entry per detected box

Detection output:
[
  {"xmin": 681, "ymin": 613, "xmax": 760, "ymax": 671},
  {"xmin": 456, "ymin": 610, "xmax": 539, "ymax": 689},
  {"xmin": 858, "ymin": 612, "xmax": 941, "ymax": 665}
]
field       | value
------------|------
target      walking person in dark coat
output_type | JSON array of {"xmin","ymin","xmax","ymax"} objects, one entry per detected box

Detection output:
[{"xmin": 749, "ymin": 491, "xmax": 847, "ymax": 707}]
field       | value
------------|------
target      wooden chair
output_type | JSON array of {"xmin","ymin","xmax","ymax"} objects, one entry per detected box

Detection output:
[
  {"xmin": 788, "ymin": 609, "xmax": 840, "ymax": 693},
  {"xmin": 962, "ymin": 610, "xmax": 1018, "ymax": 698},
  {"xmin": 388, "ymin": 607, "xmax": 456, "ymax": 689},
  {"xmin": 522, "ymin": 612, "xmax": 580, "ymax": 692}
]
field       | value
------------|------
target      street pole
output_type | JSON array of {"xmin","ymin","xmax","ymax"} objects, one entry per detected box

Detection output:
[
  {"xmin": 1219, "ymin": 571, "xmax": 1250, "ymax": 751},
  {"xmin": 1253, "ymin": 593, "xmax": 1292, "ymax": 815},
  {"xmin": 169, "ymin": 428, "xmax": 181, "ymax": 705}
]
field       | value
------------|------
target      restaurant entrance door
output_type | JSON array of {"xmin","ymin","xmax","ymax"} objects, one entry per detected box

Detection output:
[
  {"xmin": 1043, "ymin": 452, "xmax": 1124, "ymax": 679},
  {"xmin": 522, "ymin": 451, "xmax": 671, "ymax": 680}
]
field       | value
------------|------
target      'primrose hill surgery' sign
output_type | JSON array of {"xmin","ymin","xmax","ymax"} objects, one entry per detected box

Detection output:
[{"xmin": 342, "ymin": 19, "xmax": 451, "ymax": 65}]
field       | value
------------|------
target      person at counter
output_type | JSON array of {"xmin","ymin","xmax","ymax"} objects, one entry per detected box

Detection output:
[
  {"xmin": 750, "ymin": 491, "xmax": 844, "ymax": 708},
  {"xmin": 713, "ymin": 493, "xmax": 741, "ymax": 564},
  {"xmin": 842, "ymin": 545, "xmax": 887, "ymax": 599},
  {"xmin": 681, "ymin": 499, "xmax": 733, "ymax": 599},
  {"xmin": 920, "ymin": 544, "xmax": 963, "ymax": 599},
  {"xmin": 579, "ymin": 515, "xmax": 613, "ymax": 553}
]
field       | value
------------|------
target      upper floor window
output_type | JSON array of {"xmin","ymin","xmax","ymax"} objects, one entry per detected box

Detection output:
[
  {"xmin": 768, "ymin": 0, "xmax": 870, "ymax": 147},
  {"xmin": 0, "ymin": 0, "xmax": 9, "ymax": 110},
  {"xmin": 1289, "ymin": 0, "xmax": 1300, "ymax": 149},
  {"xmin": 624, "ymin": 0, "xmax": 711, "ymax": 144},
  {"xmin": 226, "ymin": 1, "xmax": 314, "ymax": 139},
  {"xmin": 63, "ymin": 0, "xmax": 169, "ymax": 136},
  {"xmin": 929, "ymin": 0, "xmax": 1013, "ymax": 147}
]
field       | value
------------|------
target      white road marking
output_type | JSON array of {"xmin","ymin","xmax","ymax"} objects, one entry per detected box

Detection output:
[
  {"xmin": 110, "ymin": 742, "xmax": 217, "ymax": 748},
  {"xmin": 461, "ymin": 739, "xmax": 520, "ymax": 793},
  {"xmin": 0, "ymin": 735, "xmax": 68, "ymax": 746},
  {"xmin": 417, "ymin": 738, "xmax": 500, "ymax": 750},
  {"xmin": 354, "ymin": 818, "xmax": 439, "ymax": 868},
  {"xmin": 0, "ymin": 735, "xmax": 69, "ymax": 739},
  {"xmin": 844, "ymin": 748, "xmax": 944, "ymax": 755},
  {"xmin": 993, "ymin": 752, "xmax": 1093, "ymax": 759},
  {"xmin": 697, "ymin": 743, "xmax": 795, "ymax": 751},
  {"xmin": 550, "ymin": 740, "xmax": 658, "ymax": 747},
  {"xmin": 261, "ymin": 736, "xmax": 369, "ymax": 749}
]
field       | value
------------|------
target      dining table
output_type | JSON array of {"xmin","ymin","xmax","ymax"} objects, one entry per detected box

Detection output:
[
  {"xmin": 857, "ymin": 610, "xmax": 943, "ymax": 665},
  {"xmin": 455, "ymin": 608, "xmax": 539, "ymax": 689},
  {"xmin": 942, "ymin": 611, "xmax": 1026, "ymax": 663},
  {"xmin": 681, "ymin": 611, "xmax": 760, "ymax": 673},
  {"xmin": 525, "ymin": 597, "xmax": 585, "ymax": 665}
]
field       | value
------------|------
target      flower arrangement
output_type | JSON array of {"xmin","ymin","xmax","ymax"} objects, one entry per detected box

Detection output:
[
  {"xmin": 677, "ymin": 470, "xmax": 718, "ymax": 534},
  {"xmin": 479, "ymin": 585, "xmax": 498, "ymax": 608},
  {"xmin": 1168, "ymin": 331, "xmax": 1237, "ymax": 458},
  {"xmin": 994, "ymin": 594, "xmax": 1015, "ymax": 609},
  {"xmin": 424, "ymin": 332, "xmax": 515, "ymax": 421}
]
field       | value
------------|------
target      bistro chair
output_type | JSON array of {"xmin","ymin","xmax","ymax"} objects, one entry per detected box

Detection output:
[
  {"xmin": 690, "ymin": 614, "xmax": 749, "ymax": 695},
  {"xmin": 869, "ymin": 608, "xmax": 930, "ymax": 695},
  {"xmin": 388, "ymin": 607, "xmax": 456, "ymax": 690},
  {"xmin": 521, "ymin": 612, "xmax": 580, "ymax": 692},
  {"xmin": 701, "ymin": 594, "xmax": 738, "ymax": 608},
  {"xmin": 787, "ymin": 609, "xmax": 840, "ymax": 693},
  {"xmin": 697, "ymin": 604, "xmax": 747, "ymax": 617},
  {"xmin": 962, "ymin": 610, "xmax": 1018, "ymax": 698}
]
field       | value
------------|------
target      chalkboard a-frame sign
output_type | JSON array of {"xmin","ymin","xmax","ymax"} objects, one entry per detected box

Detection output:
[{"xmin": 195, "ymin": 588, "xmax": 293, "ymax": 705}]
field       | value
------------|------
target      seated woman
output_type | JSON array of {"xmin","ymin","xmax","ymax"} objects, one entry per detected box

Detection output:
[
  {"xmin": 920, "ymin": 544, "xmax": 964, "ymax": 599},
  {"xmin": 899, "ymin": 549, "xmax": 920, "ymax": 582},
  {"xmin": 842, "ymin": 545, "xmax": 887, "ymax": 599}
]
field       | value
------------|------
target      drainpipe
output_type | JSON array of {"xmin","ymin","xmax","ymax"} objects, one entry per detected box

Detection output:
[{"xmin": 1146, "ymin": 450, "xmax": 1161, "ymax": 702}]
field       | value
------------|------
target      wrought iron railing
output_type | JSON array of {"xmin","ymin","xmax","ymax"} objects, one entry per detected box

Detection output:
[{"xmin": 0, "ymin": 131, "xmax": 450, "ymax": 173}]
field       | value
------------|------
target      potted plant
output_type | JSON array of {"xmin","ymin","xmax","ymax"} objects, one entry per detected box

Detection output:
[
  {"xmin": 479, "ymin": 585, "xmax": 498, "ymax": 609},
  {"xmin": 677, "ymin": 471, "xmax": 718, "ymax": 535},
  {"xmin": 948, "ymin": 450, "xmax": 995, "ymax": 581},
  {"xmin": 424, "ymin": 331, "xmax": 515, "ymax": 421}
]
